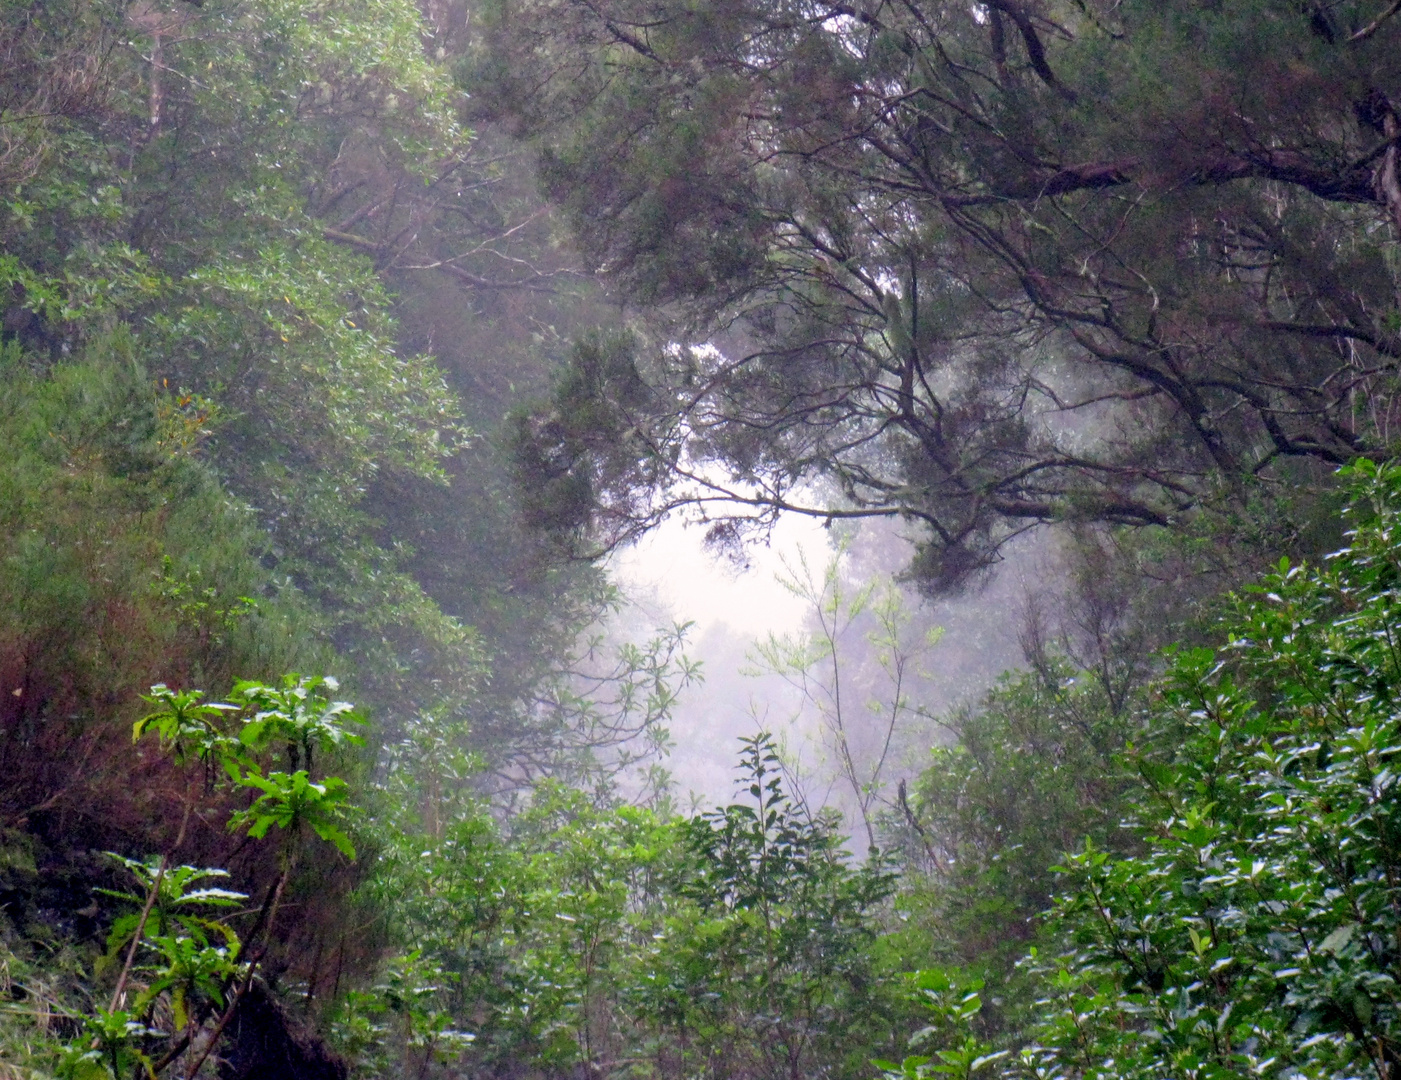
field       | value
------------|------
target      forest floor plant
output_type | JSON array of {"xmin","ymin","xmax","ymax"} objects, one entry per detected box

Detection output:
[{"xmin": 55, "ymin": 675, "xmax": 361, "ymax": 1080}]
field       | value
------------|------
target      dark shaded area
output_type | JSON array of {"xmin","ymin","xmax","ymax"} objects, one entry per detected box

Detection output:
[{"xmin": 218, "ymin": 981, "xmax": 348, "ymax": 1080}]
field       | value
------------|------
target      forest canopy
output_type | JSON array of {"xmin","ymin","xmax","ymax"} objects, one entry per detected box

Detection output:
[
  {"xmin": 3, "ymin": 2, "xmax": 1401, "ymax": 1080},
  {"xmin": 492, "ymin": 0, "xmax": 1401, "ymax": 587}
]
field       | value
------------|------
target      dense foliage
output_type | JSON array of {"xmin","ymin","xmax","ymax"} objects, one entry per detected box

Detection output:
[
  {"xmin": 490, "ymin": 0, "xmax": 1401, "ymax": 588},
  {"xmin": 1031, "ymin": 461, "xmax": 1401, "ymax": 1080},
  {"xmin": 2, "ymin": 0, "xmax": 475, "ymax": 724},
  {"xmin": 0, "ymin": 0, "xmax": 687, "ymax": 1072},
  {"xmin": 6, "ymin": 2, "xmax": 1401, "ymax": 1080},
  {"xmin": 348, "ymin": 734, "xmax": 900, "ymax": 1080},
  {"xmin": 895, "ymin": 662, "xmax": 1137, "ymax": 999}
]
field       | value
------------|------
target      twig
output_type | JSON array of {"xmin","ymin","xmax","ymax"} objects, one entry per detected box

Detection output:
[
  {"xmin": 107, "ymin": 803, "xmax": 191, "ymax": 1013},
  {"xmin": 898, "ymin": 778, "xmax": 945, "ymax": 873},
  {"xmin": 1351, "ymin": 0, "xmax": 1401, "ymax": 41},
  {"xmin": 107, "ymin": 855, "xmax": 165, "ymax": 1014}
]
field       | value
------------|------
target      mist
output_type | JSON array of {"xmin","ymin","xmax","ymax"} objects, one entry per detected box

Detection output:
[
  {"xmin": 3, "ymin": 3, "xmax": 1391, "ymax": 1076},
  {"xmin": 611, "ymin": 513, "xmax": 1034, "ymax": 827}
]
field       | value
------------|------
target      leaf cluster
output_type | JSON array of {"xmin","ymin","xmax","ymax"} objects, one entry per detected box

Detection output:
[{"xmin": 1028, "ymin": 460, "xmax": 1401, "ymax": 1079}]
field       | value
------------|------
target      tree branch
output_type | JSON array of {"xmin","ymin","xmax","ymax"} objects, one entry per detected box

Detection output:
[{"xmin": 1351, "ymin": 0, "xmax": 1401, "ymax": 41}]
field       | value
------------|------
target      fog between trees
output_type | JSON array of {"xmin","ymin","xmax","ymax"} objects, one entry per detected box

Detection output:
[
  {"xmin": 615, "ymin": 513, "xmax": 1026, "ymax": 822},
  {"xmin": 3, "ymin": 2, "xmax": 1401, "ymax": 1079}
]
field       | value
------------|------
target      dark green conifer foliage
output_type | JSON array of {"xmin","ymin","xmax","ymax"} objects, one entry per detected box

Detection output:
[{"xmin": 483, "ymin": 0, "xmax": 1401, "ymax": 589}]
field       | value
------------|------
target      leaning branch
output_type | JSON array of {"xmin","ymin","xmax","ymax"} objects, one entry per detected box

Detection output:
[
  {"xmin": 985, "ymin": 0, "xmax": 1077, "ymax": 101},
  {"xmin": 1351, "ymin": 0, "xmax": 1401, "ymax": 41},
  {"xmin": 919, "ymin": 149, "xmax": 1379, "ymax": 208},
  {"xmin": 322, "ymin": 229, "xmax": 562, "ymax": 292}
]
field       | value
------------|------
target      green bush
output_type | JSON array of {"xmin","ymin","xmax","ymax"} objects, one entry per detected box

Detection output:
[
  {"xmin": 0, "ymin": 334, "xmax": 316, "ymax": 831},
  {"xmin": 1034, "ymin": 460, "xmax": 1401, "ymax": 1079}
]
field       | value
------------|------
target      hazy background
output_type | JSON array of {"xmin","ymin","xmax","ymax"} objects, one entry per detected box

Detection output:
[{"xmin": 610, "ymin": 516, "xmax": 1034, "ymax": 815}]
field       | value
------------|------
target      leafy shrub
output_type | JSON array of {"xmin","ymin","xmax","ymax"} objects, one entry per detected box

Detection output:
[
  {"xmin": 1033, "ymin": 460, "xmax": 1401, "ymax": 1079},
  {"xmin": 0, "ymin": 334, "xmax": 315, "ymax": 838}
]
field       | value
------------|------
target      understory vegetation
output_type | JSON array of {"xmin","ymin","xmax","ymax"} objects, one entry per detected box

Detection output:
[{"xmin": 4, "ymin": 2, "xmax": 1401, "ymax": 1079}]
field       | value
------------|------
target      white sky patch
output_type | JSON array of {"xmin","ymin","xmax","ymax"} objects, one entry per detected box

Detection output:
[
  {"xmin": 606, "ymin": 509, "xmax": 1031, "ymax": 811},
  {"xmin": 609, "ymin": 511, "xmax": 834, "ymax": 638},
  {"xmin": 874, "ymin": 269, "xmax": 902, "ymax": 297},
  {"xmin": 820, "ymin": 12, "xmax": 868, "ymax": 59}
]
